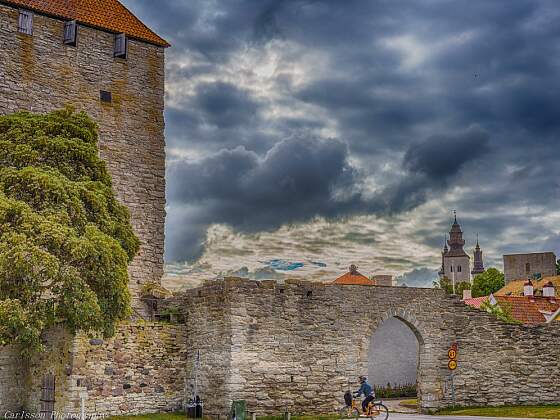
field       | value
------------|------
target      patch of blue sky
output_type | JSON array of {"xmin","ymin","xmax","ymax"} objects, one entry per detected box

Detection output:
[{"xmin": 261, "ymin": 259, "xmax": 304, "ymax": 271}]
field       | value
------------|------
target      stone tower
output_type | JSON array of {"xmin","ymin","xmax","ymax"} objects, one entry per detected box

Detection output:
[
  {"xmin": 440, "ymin": 213, "xmax": 471, "ymax": 283},
  {"xmin": 471, "ymin": 234, "xmax": 485, "ymax": 277},
  {"xmin": 0, "ymin": 0, "xmax": 169, "ymax": 316}
]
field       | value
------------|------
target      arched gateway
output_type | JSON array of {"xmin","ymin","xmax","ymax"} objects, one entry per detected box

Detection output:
[{"xmin": 173, "ymin": 277, "xmax": 560, "ymax": 416}]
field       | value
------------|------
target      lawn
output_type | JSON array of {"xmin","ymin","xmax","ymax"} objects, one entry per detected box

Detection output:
[
  {"xmin": 436, "ymin": 404, "xmax": 560, "ymax": 418},
  {"xmin": 256, "ymin": 417, "xmax": 339, "ymax": 420},
  {"xmin": 107, "ymin": 415, "xmax": 340, "ymax": 420},
  {"xmin": 107, "ymin": 414, "xmax": 187, "ymax": 420}
]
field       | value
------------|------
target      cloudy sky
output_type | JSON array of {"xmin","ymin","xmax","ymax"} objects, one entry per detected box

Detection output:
[{"xmin": 122, "ymin": 0, "xmax": 560, "ymax": 288}]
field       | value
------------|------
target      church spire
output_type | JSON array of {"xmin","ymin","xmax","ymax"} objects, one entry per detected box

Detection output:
[
  {"xmin": 438, "ymin": 235, "xmax": 448, "ymax": 278},
  {"xmin": 447, "ymin": 212, "xmax": 467, "ymax": 255},
  {"xmin": 471, "ymin": 233, "xmax": 484, "ymax": 276}
]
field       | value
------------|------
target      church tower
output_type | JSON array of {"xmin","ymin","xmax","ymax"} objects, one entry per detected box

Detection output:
[
  {"xmin": 471, "ymin": 234, "xmax": 485, "ymax": 277},
  {"xmin": 441, "ymin": 212, "xmax": 471, "ymax": 283},
  {"xmin": 438, "ymin": 236, "xmax": 448, "ymax": 279}
]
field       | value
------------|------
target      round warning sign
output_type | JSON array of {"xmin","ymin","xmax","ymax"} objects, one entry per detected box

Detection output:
[
  {"xmin": 447, "ymin": 349, "xmax": 457, "ymax": 360},
  {"xmin": 448, "ymin": 360, "xmax": 457, "ymax": 370}
]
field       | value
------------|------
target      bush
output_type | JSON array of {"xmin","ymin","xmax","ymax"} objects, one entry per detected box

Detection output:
[{"xmin": 374, "ymin": 382, "xmax": 417, "ymax": 398}]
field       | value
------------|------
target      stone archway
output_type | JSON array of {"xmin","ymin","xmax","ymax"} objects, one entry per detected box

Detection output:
[
  {"xmin": 360, "ymin": 305, "xmax": 430, "ymax": 410},
  {"xmin": 368, "ymin": 316, "xmax": 420, "ymax": 392}
]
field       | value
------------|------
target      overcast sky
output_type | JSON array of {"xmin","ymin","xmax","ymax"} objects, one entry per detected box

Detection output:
[{"xmin": 122, "ymin": 0, "xmax": 560, "ymax": 288}]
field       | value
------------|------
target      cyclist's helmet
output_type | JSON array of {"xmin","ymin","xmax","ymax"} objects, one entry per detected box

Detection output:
[{"xmin": 359, "ymin": 375, "xmax": 367, "ymax": 383}]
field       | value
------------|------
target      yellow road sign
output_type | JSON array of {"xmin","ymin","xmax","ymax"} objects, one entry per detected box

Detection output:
[
  {"xmin": 448, "ymin": 349, "xmax": 457, "ymax": 360},
  {"xmin": 448, "ymin": 360, "xmax": 457, "ymax": 370}
]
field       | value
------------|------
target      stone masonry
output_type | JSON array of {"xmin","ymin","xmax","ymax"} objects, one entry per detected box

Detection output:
[
  {"xmin": 504, "ymin": 252, "xmax": 557, "ymax": 283},
  {"xmin": 22, "ymin": 323, "xmax": 187, "ymax": 417},
  {"xmin": 0, "ymin": 346, "xmax": 24, "ymax": 412},
  {"xmin": 0, "ymin": 2, "xmax": 166, "ymax": 314},
  {"xmin": 173, "ymin": 278, "xmax": 560, "ymax": 416}
]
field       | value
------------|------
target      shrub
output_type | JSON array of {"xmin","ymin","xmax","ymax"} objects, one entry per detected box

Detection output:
[{"xmin": 374, "ymin": 382, "xmax": 417, "ymax": 398}]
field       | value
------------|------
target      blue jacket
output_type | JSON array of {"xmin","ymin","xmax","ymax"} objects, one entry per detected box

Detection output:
[{"xmin": 356, "ymin": 381, "xmax": 373, "ymax": 397}]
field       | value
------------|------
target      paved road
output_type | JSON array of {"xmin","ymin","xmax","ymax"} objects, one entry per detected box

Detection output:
[{"xmin": 388, "ymin": 414, "xmax": 554, "ymax": 420}]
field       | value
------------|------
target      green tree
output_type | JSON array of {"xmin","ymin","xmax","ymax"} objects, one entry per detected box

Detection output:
[
  {"xmin": 556, "ymin": 259, "xmax": 560, "ymax": 275},
  {"xmin": 0, "ymin": 108, "xmax": 139, "ymax": 354},
  {"xmin": 433, "ymin": 277, "xmax": 471, "ymax": 295},
  {"xmin": 471, "ymin": 268, "xmax": 505, "ymax": 298}
]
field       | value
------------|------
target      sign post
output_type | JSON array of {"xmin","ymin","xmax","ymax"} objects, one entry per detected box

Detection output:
[{"xmin": 447, "ymin": 343, "xmax": 458, "ymax": 406}]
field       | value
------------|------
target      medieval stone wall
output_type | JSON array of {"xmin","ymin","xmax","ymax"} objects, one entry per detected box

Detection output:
[
  {"xmin": 0, "ymin": 3, "xmax": 166, "ymax": 313},
  {"xmin": 0, "ymin": 346, "xmax": 24, "ymax": 413},
  {"xmin": 23, "ymin": 323, "xmax": 187, "ymax": 417},
  {"xmin": 176, "ymin": 278, "xmax": 560, "ymax": 416},
  {"xmin": 504, "ymin": 252, "xmax": 557, "ymax": 282}
]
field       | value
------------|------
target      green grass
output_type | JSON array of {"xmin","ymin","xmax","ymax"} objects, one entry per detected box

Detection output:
[
  {"xmin": 436, "ymin": 404, "xmax": 560, "ymax": 418},
  {"xmin": 257, "ymin": 417, "xmax": 339, "ymax": 420},
  {"xmin": 107, "ymin": 413, "xmax": 186, "ymax": 420},
  {"xmin": 107, "ymin": 416, "xmax": 339, "ymax": 420},
  {"xmin": 399, "ymin": 398, "xmax": 418, "ymax": 406}
]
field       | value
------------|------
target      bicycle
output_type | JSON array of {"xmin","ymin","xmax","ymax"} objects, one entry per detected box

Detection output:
[{"xmin": 339, "ymin": 393, "xmax": 389, "ymax": 420}]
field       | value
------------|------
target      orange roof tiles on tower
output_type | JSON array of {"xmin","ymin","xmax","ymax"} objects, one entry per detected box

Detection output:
[{"xmin": 2, "ymin": 0, "xmax": 169, "ymax": 46}]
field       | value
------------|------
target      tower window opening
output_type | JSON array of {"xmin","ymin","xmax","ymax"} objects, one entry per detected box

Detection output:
[
  {"xmin": 114, "ymin": 33, "xmax": 127, "ymax": 58},
  {"xmin": 63, "ymin": 20, "xmax": 77, "ymax": 46},
  {"xmin": 18, "ymin": 10, "xmax": 33, "ymax": 35},
  {"xmin": 525, "ymin": 263, "xmax": 531, "ymax": 274},
  {"xmin": 458, "ymin": 265, "xmax": 462, "ymax": 272}
]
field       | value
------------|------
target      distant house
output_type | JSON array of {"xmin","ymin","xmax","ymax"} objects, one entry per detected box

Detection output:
[
  {"xmin": 503, "ymin": 252, "xmax": 557, "ymax": 283},
  {"xmin": 334, "ymin": 265, "xmax": 376, "ymax": 285},
  {"xmin": 371, "ymin": 274, "xmax": 395, "ymax": 287},
  {"xmin": 464, "ymin": 280, "xmax": 560, "ymax": 324},
  {"xmin": 495, "ymin": 275, "xmax": 560, "ymax": 297}
]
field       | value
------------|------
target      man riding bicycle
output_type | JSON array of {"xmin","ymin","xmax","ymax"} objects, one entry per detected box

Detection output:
[{"xmin": 354, "ymin": 375, "xmax": 374, "ymax": 413}]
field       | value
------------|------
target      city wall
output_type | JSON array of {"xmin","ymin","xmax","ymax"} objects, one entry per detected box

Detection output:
[
  {"xmin": 0, "ymin": 346, "xmax": 25, "ymax": 413},
  {"xmin": 173, "ymin": 278, "xmax": 560, "ymax": 416},
  {"xmin": 21, "ymin": 323, "xmax": 187, "ymax": 417}
]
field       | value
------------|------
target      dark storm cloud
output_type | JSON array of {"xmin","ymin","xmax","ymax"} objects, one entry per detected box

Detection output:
[
  {"xmin": 404, "ymin": 127, "xmax": 489, "ymax": 179},
  {"xmin": 194, "ymin": 82, "xmax": 260, "ymax": 128},
  {"xmin": 166, "ymin": 137, "xmax": 367, "ymax": 261},
  {"xmin": 121, "ymin": 0, "xmax": 560, "ymax": 262}
]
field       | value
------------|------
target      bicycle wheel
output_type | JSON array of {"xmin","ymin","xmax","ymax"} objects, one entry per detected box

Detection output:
[
  {"xmin": 369, "ymin": 403, "xmax": 389, "ymax": 420},
  {"xmin": 339, "ymin": 406, "xmax": 360, "ymax": 419}
]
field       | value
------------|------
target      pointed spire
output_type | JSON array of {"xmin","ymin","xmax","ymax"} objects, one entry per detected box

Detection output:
[
  {"xmin": 471, "ymin": 233, "xmax": 484, "ymax": 276},
  {"xmin": 443, "ymin": 234, "xmax": 448, "ymax": 252},
  {"xmin": 453, "ymin": 209, "xmax": 457, "ymax": 224}
]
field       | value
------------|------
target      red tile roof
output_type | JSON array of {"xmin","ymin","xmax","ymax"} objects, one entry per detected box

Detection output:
[
  {"xmin": 2, "ymin": 0, "xmax": 169, "ymax": 47},
  {"xmin": 334, "ymin": 270, "xmax": 375, "ymax": 286},
  {"xmin": 463, "ymin": 296, "xmax": 488, "ymax": 309},
  {"xmin": 465, "ymin": 294, "xmax": 560, "ymax": 324},
  {"xmin": 494, "ymin": 295, "xmax": 559, "ymax": 325}
]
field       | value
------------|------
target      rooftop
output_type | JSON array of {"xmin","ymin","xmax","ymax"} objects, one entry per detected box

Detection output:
[
  {"xmin": 462, "ymin": 296, "xmax": 488, "ymax": 309},
  {"xmin": 333, "ymin": 265, "xmax": 375, "ymax": 286},
  {"xmin": 2, "ymin": 0, "xmax": 169, "ymax": 47},
  {"xmin": 494, "ymin": 295, "xmax": 559, "ymax": 324},
  {"xmin": 496, "ymin": 275, "xmax": 560, "ymax": 297},
  {"xmin": 464, "ymin": 293, "xmax": 560, "ymax": 324}
]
